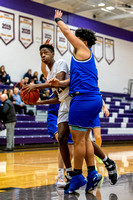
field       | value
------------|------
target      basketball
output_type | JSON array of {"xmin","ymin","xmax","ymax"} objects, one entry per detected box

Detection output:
[{"xmin": 20, "ymin": 89, "xmax": 40, "ymax": 105}]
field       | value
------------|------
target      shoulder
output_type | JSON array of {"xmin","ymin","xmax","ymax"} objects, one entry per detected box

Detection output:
[{"xmin": 57, "ymin": 59, "xmax": 68, "ymax": 66}]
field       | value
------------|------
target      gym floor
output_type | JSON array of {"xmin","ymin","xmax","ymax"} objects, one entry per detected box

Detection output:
[{"xmin": 0, "ymin": 145, "xmax": 133, "ymax": 200}]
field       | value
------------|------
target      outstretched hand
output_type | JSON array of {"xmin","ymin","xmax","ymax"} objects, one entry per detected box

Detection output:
[
  {"xmin": 21, "ymin": 84, "xmax": 36, "ymax": 93},
  {"xmin": 49, "ymin": 78, "xmax": 61, "ymax": 87},
  {"xmin": 44, "ymin": 38, "xmax": 53, "ymax": 46},
  {"xmin": 34, "ymin": 98, "xmax": 42, "ymax": 105},
  {"xmin": 103, "ymin": 107, "xmax": 110, "ymax": 117},
  {"xmin": 54, "ymin": 10, "xmax": 63, "ymax": 20}
]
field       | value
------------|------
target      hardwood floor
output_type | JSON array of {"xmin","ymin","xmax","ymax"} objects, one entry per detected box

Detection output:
[
  {"xmin": 0, "ymin": 145, "xmax": 133, "ymax": 189},
  {"xmin": 0, "ymin": 145, "xmax": 133, "ymax": 200}
]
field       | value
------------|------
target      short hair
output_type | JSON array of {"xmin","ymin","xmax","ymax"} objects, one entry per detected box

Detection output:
[
  {"xmin": 39, "ymin": 44, "xmax": 54, "ymax": 53},
  {"xmin": 75, "ymin": 28, "xmax": 97, "ymax": 47}
]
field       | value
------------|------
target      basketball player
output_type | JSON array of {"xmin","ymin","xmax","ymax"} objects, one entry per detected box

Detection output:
[
  {"xmin": 23, "ymin": 44, "xmax": 74, "ymax": 185},
  {"xmin": 49, "ymin": 9, "xmax": 117, "ymax": 193},
  {"xmin": 39, "ymin": 39, "xmax": 73, "ymax": 187}
]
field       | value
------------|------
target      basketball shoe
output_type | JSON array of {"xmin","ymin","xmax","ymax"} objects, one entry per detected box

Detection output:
[
  {"xmin": 104, "ymin": 160, "xmax": 117, "ymax": 185},
  {"xmin": 56, "ymin": 176, "xmax": 66, "ymax": 188},
  {"xmin": 86, "ymin": 170, "xmax": 102, "ymax": 193},
  {"xmin": 64, "ymin": 174, "xmax": 87, "ymax": 194}
]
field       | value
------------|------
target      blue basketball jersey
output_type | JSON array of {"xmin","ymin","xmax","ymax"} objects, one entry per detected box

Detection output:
[{"xmin": 69, "ymin": 48, "xmax": 101, "ymax": 96}]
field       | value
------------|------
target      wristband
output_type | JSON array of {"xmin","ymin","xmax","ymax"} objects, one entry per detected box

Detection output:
[{"xmin": 55, "ymin": 18, "xmax": 63, "ymax": 23}]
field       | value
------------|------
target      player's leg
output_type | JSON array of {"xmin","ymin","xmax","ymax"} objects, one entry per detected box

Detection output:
[
  {"xmin": 47, "ymin": 112, "xmax": 66, "ymax": 187},
  {"xmin": 54, "ymin": 132, "xmax": 66, "ymax": 187},
  {"xmin": 57, "ymin": 103, "xmax": 73, "ymax": 178},
  {"xmin": 93, "ymin": 126, "xmax": 103, "ymax": 163},
  {"xmin": 92, "ymin": 141, "xmax": 117, "ymax": 185},
  {"xmin": 64, "ymin": 127, "xmax": 87, "ymax": 194},
  {"xmin": 93, "ymin": 127, "xmax": 102, "ymax": 147},
  {"xmin": 85, "ymin": 129, "xmax": 102, "ymax": 193},
  {"xmin": 58, "ymin": 122, "xmax": 72, "ymax": 169},
  {"xmin": 91, "ymin": 105, "xmax": 117, "ymax": 184},
  {"xmin": 68, "ymin": 139, "xmax": 74, "ymax": 161}
]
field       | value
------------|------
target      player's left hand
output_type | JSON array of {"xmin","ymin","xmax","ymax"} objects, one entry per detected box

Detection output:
[
  {"xmin": 49, "ymin": 78, "xmax": 60, "ymax": 87},
  {"xmin": 54, "ymin": 10, "xmax": 63, "ymax": 20},
  {"xmin": 103, "ymin": 107, "xmax": 110, "ymax": 117},
  {"xmin": 22, "ymin": 84, "xmax": 36, "ymax": 93},
  {"xmin": 34, "ymin": 98, "xmax": 42, "ymax": 105},
  {"xmin": 44, "ymin": 39, "xmax": 53, "ymax": 46}
]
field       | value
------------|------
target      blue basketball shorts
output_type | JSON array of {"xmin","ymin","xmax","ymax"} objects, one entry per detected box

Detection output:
[
  {"xmin": 69, "ymin": 94, "xmax": 102, "ymax": 129},
  {"xmin": 47, "ymin": 112, "xmax": 73, "ymax": 144},
  {"xmin": 47, "ymin": 112, "xmax": 58, "ymax": 139},
  {"xmin": 92, "ymin": 114, "xmax": 101, "ymax": 128}
]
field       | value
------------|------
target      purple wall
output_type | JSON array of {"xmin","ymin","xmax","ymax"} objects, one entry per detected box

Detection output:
[{"xmin": 1, "ymin": 0, "xmax": 133, "ymax": 42}]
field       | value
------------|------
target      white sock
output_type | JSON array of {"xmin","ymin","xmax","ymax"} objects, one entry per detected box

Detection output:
[
  {"xmin": 58, "ymin": 168, "xmax": 64, "ymax": 178},
  {"xmin": 66, "ymin": 167, "xmax": 72, "ymax": 173},
  {"xmin": 102, "ymin": 155, "xmax": 108, "ymax": 162}
]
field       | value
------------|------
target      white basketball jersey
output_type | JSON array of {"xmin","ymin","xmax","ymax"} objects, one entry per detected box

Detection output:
[{"xmin": 47, "ymin": 59, "xmax": 70, "ymax": 102}]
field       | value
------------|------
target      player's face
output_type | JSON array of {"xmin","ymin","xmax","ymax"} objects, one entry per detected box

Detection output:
[{"xmin": 40, "ymin": 48, "xmax": 54, "ymax": 64}]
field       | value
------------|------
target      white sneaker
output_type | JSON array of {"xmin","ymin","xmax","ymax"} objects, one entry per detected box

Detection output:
[{"xmin": 56, "ymin": 177, "xmax": 66, "ymax": 188}]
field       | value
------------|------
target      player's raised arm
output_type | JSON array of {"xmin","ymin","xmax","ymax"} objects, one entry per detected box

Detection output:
[
  {"xmin": 41, "ymin": 62, "xmax": 48, "ymax": 78},
  {"xmin": 41, "ymin": 38, "xmax": 53, "ymax": 78},
  {"xmin": 54, "ymin": 10, "xmax": 88, "ymax": 53}
]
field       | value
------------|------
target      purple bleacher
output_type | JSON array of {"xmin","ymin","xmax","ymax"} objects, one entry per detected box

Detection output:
[
  {"xmin": 101, "ymin": 129, "xmax": 108, "ymax": 134},
  {"xmin": 127, "ymin": 123, "xmax": 133, "ymax": 128},
  {"xmin": 0, "ymin": 135, "xmax": 57, "ymax": 145},
  {"xmin": 15, "ymin": 128, "xmax": 48, "ymax": 136},
  {"xmin": 115, "ymin": 118, "xmax": 123, "ymax": 122},
  {"xmin": 125, "ymin": 97, "xmax": 133, "ymax": 101},
  {"xmin": 15, "ymin": 121, "xmax": 47, "ymax": 128},
  {"xmin": 118, "ymin": 113, "xmax": 133, "ymax": 118},
  {"xmin": 100, "ymin": 118, "xmax": 123, "ymax": 123},
  {"xmin": 110, "ymin": 105, "xmax": 125, "ymax": 109},
  {"xmin": 0, "ymin": 84, "xmax": 14, "ymax": 90},
  {"xmin": 101, "ymin": 122, "xmax": 121, "ymax": 128},
  {"xmin": 128, "ymin": 118, "xmax": 133, "ymax": 123},
  {"xmin": 120, "ymin": 102, "xmax": 130, "ymax": 106},
  {"xmin": 124, "ymin": 110, "xmax": 133, "ymax": 114},
  {"xmin": 109, "ymin": 108, "xmax": 119, "ymax": 113},
  {"xmin": 100, "ymin": 118, "xmax": 109, "ymax": 122},
  {"xmin": 16, "ymin": 114, "xmax": 35, "ymax": 121},
  {"xmin": 101, "ymin": 91, "xmax": 129, "ymax": 98},
  {"xmin": 36, "ymin": 105, "xmax": 49, "ymax": 111},
  {"xmin": 111, "ymin": 99, "xmax": 121, "ymax": 102},
  {"xmin": 101, "ymin": 134, "xmax": 133, "ymax": 141},
  {"xmin": 15, "ymin": 135, "xmax": 56, "ymax": 144}
]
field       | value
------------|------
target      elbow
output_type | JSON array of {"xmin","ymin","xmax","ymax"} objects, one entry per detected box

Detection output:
[{"xmin": 63, "ymin": 28, "xmax": 70, "ymax": 37}]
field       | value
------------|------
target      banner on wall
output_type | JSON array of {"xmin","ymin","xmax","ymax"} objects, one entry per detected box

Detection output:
[
  {"xmin": 69, "ymin": 29, "xmax": 75, "ymax": 54},
  {"xmin": 56, "ymin": 26, "xmax": 68, "ymax": 56},
  {"xmin": 42, "ymin": 22, "xmax": 55, "ymax": 45},
  {"xmin": 19, "ymin": 16, "xmax": 33, "ymax": 49},
  {"xmin": 105, "ymin": 38, "xmax": 115, "ymax": 64},
  {"xmin": 93, "ymin": 36, "xmax": 103, "ymax": 62},
  {"xmin": 0, "ymin": 10, "xmax": 15, "ymax": 45}
]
